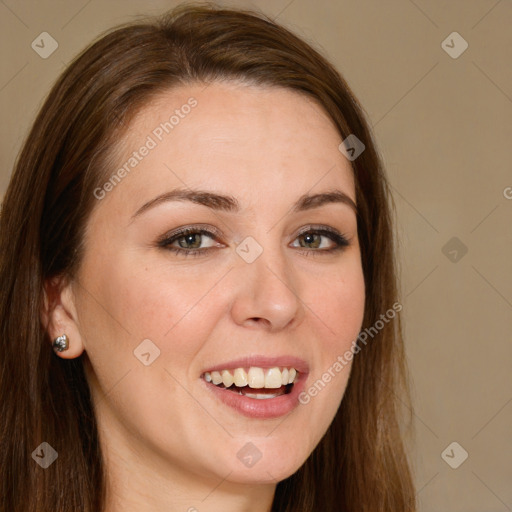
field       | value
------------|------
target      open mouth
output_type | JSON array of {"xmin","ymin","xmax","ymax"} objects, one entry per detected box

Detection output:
[
  {"xmin": 202, "ymin": 366, "xmax": 298, "ymax": 400},
  {"xmin": 207, "ymin": 382, "xmax": 294, "ymax": 399}
]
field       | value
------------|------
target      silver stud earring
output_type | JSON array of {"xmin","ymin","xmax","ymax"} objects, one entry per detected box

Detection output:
[{"xmin": 52, "ymin": 334, "xmax": 69, "ymax": 352}]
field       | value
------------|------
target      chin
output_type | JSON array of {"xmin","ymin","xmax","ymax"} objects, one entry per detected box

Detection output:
[
  {"xmin": 211, "ymin": 437, "xmax": 310, "ymax": 485},
  {"xmin": 222, "ymin": 459, "xmax": 303, "ymax": 485}
]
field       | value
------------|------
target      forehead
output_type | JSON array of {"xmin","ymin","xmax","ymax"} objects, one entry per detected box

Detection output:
[{"xmin": 101, "ymin": 81, "xmax": 356, "ymax": 215}]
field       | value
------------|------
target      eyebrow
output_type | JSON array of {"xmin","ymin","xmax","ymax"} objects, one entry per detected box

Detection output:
[{"xmin": 131, "ymin": 187, "xmax": 357, "ymax": 220}]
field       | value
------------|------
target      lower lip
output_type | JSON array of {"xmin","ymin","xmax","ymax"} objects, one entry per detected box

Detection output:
[{"xmin": 201, "ymin": 375, "xmax": 308, "ymax": 419}]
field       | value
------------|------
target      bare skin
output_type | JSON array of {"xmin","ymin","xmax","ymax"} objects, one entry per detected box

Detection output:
[{"xmin": 43, "ymin": 81, "xmax": 366, "ymax": 512}]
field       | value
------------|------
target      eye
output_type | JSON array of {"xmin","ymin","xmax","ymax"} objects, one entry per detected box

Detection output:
[
  {"xmin": 157, "ymin": 226, "xmax": 222, "ymax": 258},
  {"xmin": 291, "ymin": 226, "xmax": 350, "ymax": 255},
  {"xmin": 157, "ymin": 225, "xmax": 351, "ymax": 258}
]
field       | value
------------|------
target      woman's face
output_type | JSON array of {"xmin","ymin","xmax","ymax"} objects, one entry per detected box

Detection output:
[{"xmin": 68, "ymin": 81, "xmax": 365, "ymax": 488}]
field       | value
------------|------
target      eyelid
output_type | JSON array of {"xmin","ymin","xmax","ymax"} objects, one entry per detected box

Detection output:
[
  {"xmin": 159, "ymin": 223, "xmax": 348, "ymax": 243},
  {"xmin": 157, "ymin": 224, "xmax": 225, "ymax": 246},
  {"xmin": 158, "ymin": 223, "xmax": 351, "ymax": 258},
  {"xmin": 295, "ymin": 224, "xmax": 345, "ymax": 237}
]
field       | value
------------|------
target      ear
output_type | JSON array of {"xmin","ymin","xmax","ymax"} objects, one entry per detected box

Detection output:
[{"xmin": 41, "ymin": 275, "xmax": 85, "ymax": 359}]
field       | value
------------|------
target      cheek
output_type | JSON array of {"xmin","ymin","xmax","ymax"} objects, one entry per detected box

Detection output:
[
  {"xmin": 299, "ymin": 259, "xmax": 365, "ymax": 405},
  {"xmin": 306, "ymin": 260, "xmax": 366, "ymax": 347},
  {"xmin": 87, "ymin": 256, "xmax": 223, "ymax": 369},
  {"xmin": 101, "ymin": 251, "xmax": 366, "ymax": 372}
]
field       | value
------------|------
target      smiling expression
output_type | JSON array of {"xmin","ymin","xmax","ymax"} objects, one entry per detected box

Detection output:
[{"xmin": 70, "ymin": 80, "xmax": 366, "ymax": 485}]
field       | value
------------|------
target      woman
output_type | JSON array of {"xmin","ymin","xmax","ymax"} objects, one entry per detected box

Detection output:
[{"xmin": 0, "ymin": 4, "xmax": 416, "ymax": 511}]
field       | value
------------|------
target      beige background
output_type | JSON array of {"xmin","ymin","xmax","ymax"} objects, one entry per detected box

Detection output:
[{"xmin": 1, "ymin": 1, "xmax": 511, "ymax": 510}]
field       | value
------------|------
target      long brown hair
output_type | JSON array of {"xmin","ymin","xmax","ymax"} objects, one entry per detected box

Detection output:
[{"xmin": 0, "ymin": 3, "xmax": 416, "ymax": 510}]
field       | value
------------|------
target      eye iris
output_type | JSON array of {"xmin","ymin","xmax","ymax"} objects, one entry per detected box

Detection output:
[
  {"xmin": 178, "ymin": 233, "xmax": 202, "ymax": 249},
  {"xmin": 301, "ymin": 233, "xmax": 320, "ymax": 249}
]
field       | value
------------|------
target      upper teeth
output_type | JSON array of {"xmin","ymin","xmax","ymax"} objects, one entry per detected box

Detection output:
[{"xmin": 203, "ymin": 367, "xmax": 297, "ymax": 389}]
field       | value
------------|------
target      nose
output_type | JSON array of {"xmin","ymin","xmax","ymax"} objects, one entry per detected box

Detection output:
[{"xmin": 229, "ymin": 245, "xmax": 305, "ymax": 332}]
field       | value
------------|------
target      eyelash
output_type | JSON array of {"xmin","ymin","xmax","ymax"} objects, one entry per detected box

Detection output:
[{"xmin": 157, "ymin": 225, "xmax": 351, "ymax": 258}]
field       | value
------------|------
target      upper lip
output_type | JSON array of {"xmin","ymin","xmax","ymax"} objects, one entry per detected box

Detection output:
[{"xmin": 202, "ymin": 355, "xmax": 309, "ymax": 375}]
